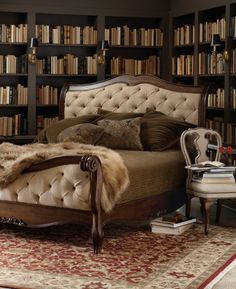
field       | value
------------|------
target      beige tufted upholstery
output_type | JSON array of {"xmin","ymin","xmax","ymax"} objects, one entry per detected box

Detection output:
[
  {"xmin": 64, "ymin": 83, "xmax": 201, "ymax": 125},
  {"xmin": 0, "ymin": 164, "xmax": 91, "ymax": 210}
]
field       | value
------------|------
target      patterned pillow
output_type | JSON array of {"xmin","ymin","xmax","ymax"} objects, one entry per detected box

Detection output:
[
  {"xmin": 57, "ymin": 123, "xmax": 104, "ymax": 144},
  {"xmin": 96, "ymin": 118, "xmax": 143, "ymax": 150}
]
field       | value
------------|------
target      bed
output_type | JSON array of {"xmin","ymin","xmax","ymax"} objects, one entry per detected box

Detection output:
[{"xmin": 0, "ymin": 75, "xmax": 209, "ymax": 253}]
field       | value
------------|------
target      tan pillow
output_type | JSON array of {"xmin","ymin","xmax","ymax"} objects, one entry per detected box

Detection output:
[
  {"xmin": 141, "ymin": 111, "xmax": 195, "ymax": 151},
  {"xmin": 96, "ymin": 118, "xmax": 143, "ymax": 150},
  {"xmin": 57, "ymin": 123, "xmax": 104, "ymax": 144}
]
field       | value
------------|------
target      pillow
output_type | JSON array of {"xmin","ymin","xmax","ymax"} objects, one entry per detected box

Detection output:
[
  {"xmin": 35, "ymin": 114, "xmax": 101, "ymax": 143},
  {"xmin": 97, "ymin": 108, "xmax": 144, "ymax": 120},
  {"xmin": 140, "ymin": 111, "xmax": 195, "ymax": 151},
  {"xmin": 96, "ymin": 118, "xmax": 143, "ymax": 150},
  {"xmin": 57, "ymin": 123, "xmax": 104, "ymax": 144}
]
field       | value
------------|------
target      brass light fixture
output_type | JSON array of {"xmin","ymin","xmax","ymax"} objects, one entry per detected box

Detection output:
[
  {"xmin": 210, "ymin": 33, "xmax": 229, "ymax": 63},
  {"xmin": 28, "ymin": 37, "xmax": 38, "ymax": 64},
  {"xmin": 97, "ymin": 40, "xmax": 109, "ymax": 65}
]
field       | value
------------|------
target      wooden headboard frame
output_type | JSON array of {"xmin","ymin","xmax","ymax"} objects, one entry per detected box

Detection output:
[{"xmin": 59, "ymin": 75, "xmax": 210, "ymax": 126}]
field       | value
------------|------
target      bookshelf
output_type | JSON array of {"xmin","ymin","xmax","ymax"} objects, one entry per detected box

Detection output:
[
  {"xmin": 104, "ymin": 16, "xmax": 164, "ymax": 77},
  {"xmin": 170, "ymin": 3, "xmax": 236, "ymax": 149},
  {"xmin": 0, "ymin": 12, "xmax": 29, "ymax": 141}
]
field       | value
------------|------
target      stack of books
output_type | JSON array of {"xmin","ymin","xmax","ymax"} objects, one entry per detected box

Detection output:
[
  {"xmin": 186, "ymin": 161, "xmax": 236, "ymax": 184},
  {"xmin": 150, "ymin": 213, "xmax": 196, "ymax": 235}
]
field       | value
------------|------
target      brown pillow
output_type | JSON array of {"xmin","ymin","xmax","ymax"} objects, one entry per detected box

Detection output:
[
  {"xmin": 96, "ymin": 118, "xmax": 143, "ymax": 150},
  {"xmin": 35, "ymin": 114, "xmax": 101, "ymax": 143},
  {"xmin": 57, "ymin": 123, "xmax": 104, "ymax": 144},
  {"xmin": 141, "ymin": 111, "xmax": 195, "ymax": 151},
  {"xmin": 97, "ymin": 108, "xmax": 144, "ymax": 120}
]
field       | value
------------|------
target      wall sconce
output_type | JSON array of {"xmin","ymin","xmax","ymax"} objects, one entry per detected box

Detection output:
[
  {"xmin": 210, "ymin": 34, "xmax": 229, "ymax": 63},
  {"xmin": 28, "ymin": 37, "xmax": 38, "ymax": 64},
  {"xmin": 97, "ymin": 40, "xmax": 109, "ymax": 65}
]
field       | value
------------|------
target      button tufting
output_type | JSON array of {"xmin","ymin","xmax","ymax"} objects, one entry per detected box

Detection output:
[
  {"xmin": 61, "ymin": 172, "xmax": 64, "ymax": 176},
  {"xmin": 49, "ymin": 184, "xmax": 52, "ymax": 188}
]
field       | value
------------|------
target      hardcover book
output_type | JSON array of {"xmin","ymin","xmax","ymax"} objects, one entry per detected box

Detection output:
[{"xmin": 150, "ymin": 213, "xmax": 196, "ymax": 235}]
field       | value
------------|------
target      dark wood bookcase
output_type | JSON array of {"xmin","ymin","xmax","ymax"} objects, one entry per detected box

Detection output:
[
  {"xmin": 169, "ymin": 2, "xmax": 236, "ymax": 149},
  {"xmin": 0, "ymin": 12, "xmax": 30, "ymax": 143}
]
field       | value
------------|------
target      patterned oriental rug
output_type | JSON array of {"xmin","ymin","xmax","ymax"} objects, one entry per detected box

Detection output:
[{"xmin": 0, "ymin": 223, "xmax": 235, "ymax": 289}]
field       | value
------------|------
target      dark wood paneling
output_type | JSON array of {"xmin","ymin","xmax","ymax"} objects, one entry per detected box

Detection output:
[
  {"xmin": 0, "ymin": 0, "xmax": 169, "ymax": 17},
  {"xmin": 170, "ymin": 0, "xmax": 233, "ymax": 15}
]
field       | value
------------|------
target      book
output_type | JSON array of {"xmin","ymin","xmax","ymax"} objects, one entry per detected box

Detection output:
[
  {"xmin": 192, "ymin": 175, "xmax": 235, "ymax": 183},
  {"xmin": 150, "ymin": 212, "xmax": 196, "ymax": 235},
  {"xmin": 150, "ymin": 216, "xmax": 196, "ymax": 228},
  {"xmin": 150, "ymin": 223, "xmax": 193, "ymax": 235}
]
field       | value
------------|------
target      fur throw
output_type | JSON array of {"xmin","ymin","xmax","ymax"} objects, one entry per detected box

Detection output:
[{"xmin": 0, "ymin": 142, "xmax": 130, "ymax": 212}]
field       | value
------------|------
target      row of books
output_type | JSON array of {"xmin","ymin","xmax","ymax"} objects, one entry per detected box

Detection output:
[
  {"xmin": 150, "ymin": 212, "xmax": 196, "ymax": 235},
  {"xmin": 173, "ymin": 25, "xmax": 195, "ymax": 46},
  {"xmin": 108, "ymin": 56, "xmax": 160, "ymax": 76},
  {"xmin": 35, "ymin": 25, "xmax": 97, "ymax": 45},
  {"xmin": 198, "ymin": 52, "xmax": 225, "ymax": 75},
  {"xmin": 171, "ymin": 55, "xmax": 193, "ymax": 75},
  {"xmin": 36, "ymin": 86, "xmax": 59, "ymax": 105},
  {"xmin": 0, "ymin": 114, "xmax": 27, "ymax": 136},
  {"xmin": 104, "ymin": 26, "xmax": 163, "ymax": 47},
  {"xmin": 35, "ymin": 54, "xmax": 97, "ymax": 75},
  {"xmin": 36, "ymin": 115, "xmax": 59, "ymax": 132},
  {"xmin": 0, "ymin": 54, "xmax": 28, "ymax": 74},
  {"xmin": 0, "ymin": 84, "xmax": 28, "ymax": 105},
  {"xmin": 206, "ymin": 117, "xmax": 236, "ymax": 146},
  {"xmin": 0, "ymin": 24, "xmax": 27, "ymax": 43},
  {"xmin": 199, "ymin": 18, "xmax": 226, "ymax": 43},
  {"xmin": 207, "ymin": 88, "xmax": 225, "ymax": 109}
]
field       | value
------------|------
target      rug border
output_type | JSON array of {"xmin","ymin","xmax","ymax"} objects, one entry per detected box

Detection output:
[{"xmin": 197, "ymin": 254, "xmax": 236, "ymax": 289}]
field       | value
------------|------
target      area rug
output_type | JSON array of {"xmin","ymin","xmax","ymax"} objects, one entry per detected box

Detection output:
[{"xmin": 0, "ymin": 223, "xmax": 235, "ymax": 289}]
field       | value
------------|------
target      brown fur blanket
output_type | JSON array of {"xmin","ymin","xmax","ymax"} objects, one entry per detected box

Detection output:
[{"xmin": 0, "ymin": 142, "xmax": 130, "ymax": 212}]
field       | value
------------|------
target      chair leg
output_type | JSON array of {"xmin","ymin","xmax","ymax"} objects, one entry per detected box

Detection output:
[
  {"xmin": 216, "ymin": 199, "xmax": 222, "ymax": 224},
  {"xmin": 200, "ymin": 198, "xmax": 216, "ymax": 235},
  {"xmin": 185, "ymin": 194, "xmax": 193, "ymax": 218}
]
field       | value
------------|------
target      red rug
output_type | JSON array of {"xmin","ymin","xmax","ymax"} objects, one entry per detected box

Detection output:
[{"xmin": 0, "ymin": 223, "xmax": 235, "ymax": 289}]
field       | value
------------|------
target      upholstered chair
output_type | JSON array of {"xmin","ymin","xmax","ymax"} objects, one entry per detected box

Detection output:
[{"xmin": 180, "ymin": 127, "xmax": 236, "ymax": 234}]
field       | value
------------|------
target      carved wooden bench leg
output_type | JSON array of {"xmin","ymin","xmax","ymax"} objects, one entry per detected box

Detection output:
[{"xmin": 92, "ymin": 213, "xmax": 104, "ymax": 254}]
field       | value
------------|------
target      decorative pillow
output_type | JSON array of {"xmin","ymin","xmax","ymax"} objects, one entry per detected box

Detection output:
[
  {"xmin": 35, "ymin": 114, "xmax": 101, "ymax": 143},
  {"xmin": 140, "ymin": 111, "xmax": 195, "ymax": 151},
  {"xmin": 97, "ymin": 108, "xmax": 144, "ymax": 120},
  {"xmin": 57, "ymin": 123, "xmax": 104, "ymax": 144},
  {"xmin": 96, "ymin": 118, "xmax": 143, "ymax": 150}
]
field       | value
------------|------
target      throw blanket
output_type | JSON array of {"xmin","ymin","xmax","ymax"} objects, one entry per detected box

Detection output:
[{"xmin": 0, "ymin": 142, "xmax": 130, "ymax": 212}]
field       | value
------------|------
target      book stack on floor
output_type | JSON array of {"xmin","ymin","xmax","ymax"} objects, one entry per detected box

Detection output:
[
  {"xmin": 150, "ymin": 212, "xmax": 196, "ymax": 235},
  {"xmin": 186, "ymin": 161, "xmax": 236, "ymax": 184}
]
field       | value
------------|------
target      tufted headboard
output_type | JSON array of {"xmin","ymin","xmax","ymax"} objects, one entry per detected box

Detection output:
[{"xmin": 59, "ymin": 75, "xmax": 209, "ymax": 126}]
